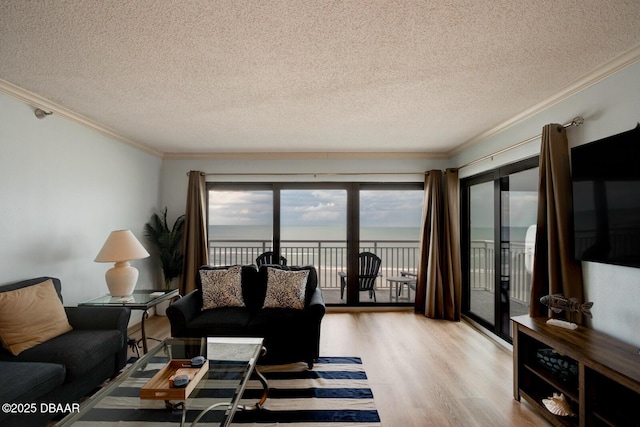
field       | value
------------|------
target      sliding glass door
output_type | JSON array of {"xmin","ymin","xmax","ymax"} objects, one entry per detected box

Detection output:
[
  {"xmin": 281, "ymin": 189, "xmax": 347, "ymax": 303},
  {"xmin": 359, "ymin": 188, "xmax": 423, "ymax": 304},
  {"xmin": 462, "ymin": 158, "xmax": 538, "ymax": 341},
  {"xmin": 467, "ymin": 180, "xmax": 496, "ymax": 327},
  {"xmin": 502, "ymin": 167, "xmax": 538, "ymax": 329},
  {"xmin": 207, "ymin": 182, "xmax": 423, "ymax": 306}
]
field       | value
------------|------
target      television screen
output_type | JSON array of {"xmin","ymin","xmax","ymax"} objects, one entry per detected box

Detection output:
[{"xmin": 571, "ymin": 124, "xmax": 640, "ymax": 268}]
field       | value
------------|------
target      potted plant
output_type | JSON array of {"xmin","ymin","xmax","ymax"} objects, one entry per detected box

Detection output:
[{"xmin": 144, "ymin": 208, "xmax": 185, "ymax": 315}]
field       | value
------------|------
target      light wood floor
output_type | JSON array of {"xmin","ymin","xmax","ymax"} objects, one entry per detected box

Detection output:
[{"xmin": 128, "ymin": 310, "xmax": 549, "ymax": 427}]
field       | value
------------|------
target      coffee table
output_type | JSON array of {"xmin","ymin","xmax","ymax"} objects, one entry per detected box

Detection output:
[{"xmin": 56, "ymin": 337, "xmax": 268, "ymax": 427}]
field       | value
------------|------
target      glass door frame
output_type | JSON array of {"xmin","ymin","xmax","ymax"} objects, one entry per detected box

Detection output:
[
  {"xmin": 461, "ymin": 156, "xmax": 539, "ymax": 342},
  {"xmin": 207, "ymin": 181, "xmax": 422, "ymax": 306}
]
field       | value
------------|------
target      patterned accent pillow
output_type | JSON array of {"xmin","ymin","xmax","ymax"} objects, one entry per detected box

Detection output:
[
  {"xmin": 201, "ymin": 266, "xmax": 245, "ymax": 310},
  {"xmin": 263, "ymin": 267, "xmax": 309, "ymax": 310}
]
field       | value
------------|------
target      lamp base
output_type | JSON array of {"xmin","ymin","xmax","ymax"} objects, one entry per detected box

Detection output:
[{"xmin": 105, "ymin": 261, "xmax": 138, "ymax": 296}]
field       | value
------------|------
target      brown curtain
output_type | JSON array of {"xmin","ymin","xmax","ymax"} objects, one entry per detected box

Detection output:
[
  {"xmin": 443, "ymin": 168, "xmax": 462, "ymax": 319},
  {"xmin": 415, "ymin": 170, "xmax": 442, "ymax": 315},
  {"xmin": 179, "ymin": 171, "xmax": 209, "ymax": 295},
  {"xmin": 415, "ymin": 169, "xmax": 461, "ymax": 320},
  {"xmin": 530, "ymin": 124, "xmax": 584, "ymax": 322}
]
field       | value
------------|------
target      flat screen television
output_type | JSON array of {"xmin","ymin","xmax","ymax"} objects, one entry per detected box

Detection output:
[{"xmin": 571, "ymin": 124, "xmax": 640, "ymax": 268}]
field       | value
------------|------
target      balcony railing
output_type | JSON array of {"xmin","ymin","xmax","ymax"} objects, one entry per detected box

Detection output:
[
  {"xmin": 469, "ymin": 240, "xmax": 530, "ymax": 305},
  {"xmin": 209, "ymin": 239, "xmax": 420, "ymax": 291},
  {"xmin": 209, "ymin": 238, "xmax": 530, "ymax": 305}
]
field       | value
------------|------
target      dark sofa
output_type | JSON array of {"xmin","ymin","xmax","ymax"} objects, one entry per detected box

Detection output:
[
  {"xmin": 167, "ymin": 264, "xmax": 325, "ymax": 368},
  {"xmin": 0, "ymin": 277, "xmax": 131, "ymax": 427}
]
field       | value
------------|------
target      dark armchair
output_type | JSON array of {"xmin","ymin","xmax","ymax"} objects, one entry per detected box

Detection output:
[
  {"xmin": 256, "ymin": 251, "xmax": 287, "ymax": 267},
  {"xmin": 339, "ymin": 251, "xmax": 382, "ymax": 301}
]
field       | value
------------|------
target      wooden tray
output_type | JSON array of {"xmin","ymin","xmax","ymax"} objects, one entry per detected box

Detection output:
[{"xmin": 140, "ymin": 359, "xmax": 209, "ymax": 401}]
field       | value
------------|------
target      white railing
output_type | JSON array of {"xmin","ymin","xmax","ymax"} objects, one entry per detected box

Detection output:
[
  {"xmin": 469, "ymin": 240, "xmax": 530, "ymax": 305},
  {"xmin": 209, "ymin": 239, "xmax": 420, "ymax": 290},
  {"xmin": 209, "ymin": 238, "xmax": 530, "ymax": 305}
]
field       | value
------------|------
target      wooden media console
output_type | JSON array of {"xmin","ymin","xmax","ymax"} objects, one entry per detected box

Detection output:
[{"xmin": 512, "ymin": 315, "xmax": 640, "ymax": 427}]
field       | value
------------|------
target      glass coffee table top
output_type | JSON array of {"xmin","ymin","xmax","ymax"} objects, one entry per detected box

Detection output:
[
  {"xmin": 79, "ymin": 289, "xmax": 179, "ymax": 309},
  {"xmin": 57, "ymin": 337, "xmax": 266, "ymax": 427}
]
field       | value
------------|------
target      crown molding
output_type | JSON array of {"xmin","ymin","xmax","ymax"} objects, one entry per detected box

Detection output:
[
  {"xmin": 4, "ymin": 40, "xmax": 640, "ymax": 162},
  {"xmin": 0, "ymin": 78, "xmax": 163, "ymax": 158},
  {"xmin": 162, "ymin": 151, "xmax": 447, "ymax": 161},
  {"xmin": 448, "ymin": 42, "xmax": 640, "ymax": 158}
]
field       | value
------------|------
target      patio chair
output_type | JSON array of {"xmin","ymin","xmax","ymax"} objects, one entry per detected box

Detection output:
[
  {"xmin": 256, "ymin": 251, "xmax": 287, "ymax": 267},
  {"xmin": 339, "ymin": 251, "xmax": 382, "ymax": 301}
]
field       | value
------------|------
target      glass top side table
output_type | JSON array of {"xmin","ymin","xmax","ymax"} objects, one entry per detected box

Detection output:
[{"xmin": 79, "ymin": 289, "xmax": 180, "ymax": 354}]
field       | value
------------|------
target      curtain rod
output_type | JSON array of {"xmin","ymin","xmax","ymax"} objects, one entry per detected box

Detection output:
[
  {"xmin": 187, "ymin": 116, "xmax": 584, "ymax": 177},
  {"xmin": 458, "ymin": 116, "xmax": 584, "ymax": 170},
  {"xmin": 188, "ymin": 171, "xmax": 428, "ymax": 177}
]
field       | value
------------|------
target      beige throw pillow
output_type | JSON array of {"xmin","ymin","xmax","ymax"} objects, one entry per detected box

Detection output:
[
  {"xmin": 200, "ymin": 266, "xmax": 245, "ymax": 310},
  {"xmin": 263, "ymin": 267, "xmax": 308, "ymax": 310},
  {"xmin": 0, "ymin": 279, "xmax": 73, "ymax": 356}
]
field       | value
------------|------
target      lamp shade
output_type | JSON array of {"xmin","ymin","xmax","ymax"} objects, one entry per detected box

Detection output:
[
  {"xmin": 95, "ymin": 230, "xmax": 150, "ymax": 297},
  {"xmin": 95, "ymin": 230, "xmax": 150, "ymax": 262}
]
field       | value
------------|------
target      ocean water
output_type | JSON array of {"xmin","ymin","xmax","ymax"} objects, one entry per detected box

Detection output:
[
  {"xmin": 209, "ymin": 225, "xmax": 421, "ymax": 242},
  {"xmin": 208, "ymin": 225, "xmax": 422, "ymax": 269},
  {"xmin": 209, "ymin": 225, "xmax": 529, "ymax": 244}
]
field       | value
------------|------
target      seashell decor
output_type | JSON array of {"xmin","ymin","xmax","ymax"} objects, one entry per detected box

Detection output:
[{"xmin": 542, "ymin": 393, "xmax": 575, "ymax": 417}]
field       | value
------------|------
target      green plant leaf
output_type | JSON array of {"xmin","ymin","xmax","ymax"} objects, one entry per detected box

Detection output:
[{"xmin": 144, "ymin": 207, "xmax": 186, "ymax": 289}]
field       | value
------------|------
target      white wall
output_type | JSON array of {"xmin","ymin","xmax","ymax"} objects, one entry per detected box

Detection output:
[
  {"xmin": 0, "ymin": 93, "xmax": 163, "ymax": 312},
  {"xmin": 452, "ymin": 60, "xmax": 640, "ymax": 346}
]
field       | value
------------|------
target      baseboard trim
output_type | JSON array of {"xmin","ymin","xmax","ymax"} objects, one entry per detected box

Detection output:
[
  {"xmin": 462, "ymin": 314, "xmax": 513, "ymax": 354},
  {"xmin": 326, "ymin": 305, "xmax": 413, "ymax": 313}
]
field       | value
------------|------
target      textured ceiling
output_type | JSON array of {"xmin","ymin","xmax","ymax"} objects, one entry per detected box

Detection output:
[{"xmin": 1, "ymin": 1, "xmax": 640, "ymax": 156}]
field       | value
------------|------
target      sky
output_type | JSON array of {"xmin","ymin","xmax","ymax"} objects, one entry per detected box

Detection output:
[{"xmin": 209, "ymin": 189, "xmax": 424, "ymax": 228}]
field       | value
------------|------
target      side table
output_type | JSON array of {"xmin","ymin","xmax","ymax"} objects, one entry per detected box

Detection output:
[
  {"xmin": 79, "ymin": 289, "xmax": 180, "ymax": 354},
  {"xmin": 386, "ymin": 276, "xmax": 416, "ymax": 301}
]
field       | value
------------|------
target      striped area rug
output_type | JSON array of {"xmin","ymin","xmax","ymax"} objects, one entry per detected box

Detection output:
[
  {"xmin": 232, "ymin": 357, "xmax": 381, "ymax": 426},
  {"xmin": 77, "ymin": 357, "xmax": 380, "ymax": 426}
]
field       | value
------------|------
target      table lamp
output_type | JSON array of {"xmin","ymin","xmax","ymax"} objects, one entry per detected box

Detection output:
[{"xmin": 95, "ymin": 230, "xmax": 150, "ymax": 296}]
